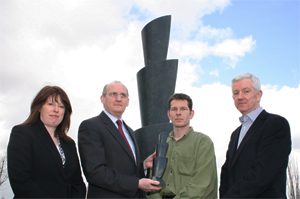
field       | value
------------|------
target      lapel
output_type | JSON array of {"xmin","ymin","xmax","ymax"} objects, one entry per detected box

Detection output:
[
  {"xmin": 228, "ymin": 126, "xmax": 241, "ymax": 168},
  {"xmin": 229, "ymin": 110, "xmax": 268, "ymax": 169},
  {"xmin": 100, "ymin": 112, "xmax": 137, "ymax": 164},
  {"xmin": 123, "ymin": 121, "xmax": 140, "ymax": 164},
  {"xmin": 34, "ymin": 119, "xmax": 66, "ymax": 178}
]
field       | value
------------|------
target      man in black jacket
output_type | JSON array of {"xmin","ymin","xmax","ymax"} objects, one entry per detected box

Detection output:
[
  {"xmin": 219, "ymin": 73, "xmax": 291, "ymax": 198},
  {"xmin": 78, "ymin": 81, "xmax": 161, "ymax": 198}
]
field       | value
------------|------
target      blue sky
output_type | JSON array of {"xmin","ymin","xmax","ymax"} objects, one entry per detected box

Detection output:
[{"xmin": 197, "ymin": 0, "xmax": 299, "ymax": 88}]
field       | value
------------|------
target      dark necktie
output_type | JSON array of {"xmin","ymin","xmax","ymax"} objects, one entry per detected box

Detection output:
[{"xmin": 116, "ymin": 120, "xmax": 134, "ymax": 158}]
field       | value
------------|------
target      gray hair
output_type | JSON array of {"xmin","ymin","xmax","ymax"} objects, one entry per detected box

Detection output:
[
  {"xmin": 102, "ymin": 81, "xmax": 129, "ymax": 96},
  {"xmin": 232, "ymin": 73, "xmax": 261, "ymax": 92}
]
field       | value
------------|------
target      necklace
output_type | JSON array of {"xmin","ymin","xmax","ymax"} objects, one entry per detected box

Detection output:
[{"xmin": 57, "ymin": 136, "xmax": 66, "ymax": 167}]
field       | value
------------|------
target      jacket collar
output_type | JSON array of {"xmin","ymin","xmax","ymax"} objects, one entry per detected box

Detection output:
[
  {"xmin": 33, "ymin": 119, "xmax": 66, "ymax": 177},
  {"xmin": 229, "ymin": 110, "xmax": 268, "ymax": 169},
  {"xmin": 99, "ymin": 111, "xmax": 139, "ymax": 167}
]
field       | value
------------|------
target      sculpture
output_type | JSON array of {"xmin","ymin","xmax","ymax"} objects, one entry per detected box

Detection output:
[
  {"xmin": 134, "ymin": 15, "xmax": 178, "ymax": 161},
  {"xmin": 151, "ymin": 132, "xmax": 169, "ymax": 187}
]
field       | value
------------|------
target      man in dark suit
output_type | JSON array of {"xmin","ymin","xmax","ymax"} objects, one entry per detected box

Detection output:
[
  {"xmin": 219, "ymin": 73, "xmax": 291, "ymax": 198},
  {"xmin": 78, "ymin": 81, "xmax": 161, "ymax": 198}
]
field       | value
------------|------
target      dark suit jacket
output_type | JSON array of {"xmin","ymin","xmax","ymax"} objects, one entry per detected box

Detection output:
[
  {"xmin": 7, "ymin": 119, "xmax": 86, "ymax": 198},
  {"xmin": 78, "ymin": 111, "xmax": 145, "ymax": 198},
  {"xmin": 219, "ymin": 110, "xmax": 291, "ymax": 198}
]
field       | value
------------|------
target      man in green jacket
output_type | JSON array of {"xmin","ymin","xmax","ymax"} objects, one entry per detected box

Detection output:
[{"xmin": 147, "ymin": 93, "xmax": 218, "ymax": 199}]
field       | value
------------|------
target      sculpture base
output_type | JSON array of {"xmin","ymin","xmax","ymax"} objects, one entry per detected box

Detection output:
[
  {"xmin": 152, "ymin": 176, "xmax": 166, "ymax": 187},
  {"xmin": 134, "ymin": 123, "xmax": 173, "ymax": 160}
]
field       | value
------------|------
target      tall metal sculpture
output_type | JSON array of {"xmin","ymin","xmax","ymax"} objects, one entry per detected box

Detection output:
[{"xmin": 135, "ymin": 15, "xmax": 178, "ymax": 161}]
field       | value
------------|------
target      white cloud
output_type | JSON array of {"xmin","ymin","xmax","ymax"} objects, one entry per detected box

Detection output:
[
  {"xmin": 134, "ymin": 0, "xmax": 231, "ymax": 38},
  {"xmin": 174, "ymin": 41, "xmax": 210, "ymax": 59},
  {"xmin": 175, "ymin": 60, "xmax": 200, "ymax": 89},
  {"xmin": 210, "ymin": 36, "xmax": 256, "ymax": 68},
  {"xmin": 195, "ymin": 25, "xmax": 234, "ymax": 41},
  {"xmin": 261, "ymin": 85, "xmax": 300, "ymax": 151},
  {"xmin": 170, "ymin": 35, "xmax": 256, "ymax": 70},
  {"xmin": 210, "ymin": 69, "xmax": 219, "ymax": 77}
]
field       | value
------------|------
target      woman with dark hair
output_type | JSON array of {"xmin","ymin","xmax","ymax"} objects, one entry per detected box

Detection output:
[{"xmin": 7, "ymin": 86, "xmax": 86, "ymax": 198}]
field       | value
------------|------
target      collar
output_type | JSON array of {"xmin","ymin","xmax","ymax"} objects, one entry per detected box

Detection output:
[
  {"xmin": 169, "ymin": 127, "xmax": 193, "ymax": 141},
  {"xmin": 239, "ymin": 107, "xmax": 263, "ymax": 124},
  {"xmin": 104, "ymin": 110, "xmax": 123, "ymax": 124}
]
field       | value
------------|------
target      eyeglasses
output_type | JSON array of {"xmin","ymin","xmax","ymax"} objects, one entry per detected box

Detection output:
[{"xmin": 106, "ymin": 92, "xmax": 128, "ymax": 99}]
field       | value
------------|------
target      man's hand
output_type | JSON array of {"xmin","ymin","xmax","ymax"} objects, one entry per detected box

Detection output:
[
  {"xmin": 138, "ymin": 178, "xmax": 162, "ymax": 192},
  {"xmin": 143, "ymin": 152, "xmax": 156, "ymax": 170}
]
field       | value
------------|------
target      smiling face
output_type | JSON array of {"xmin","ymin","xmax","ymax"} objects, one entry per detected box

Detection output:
[
  {"xmin": 40, "ymin": 95, "xmax": 65, "ymax": 132},
  {"xmin": 168, "ymin": 99, "xmax": 194, "ymax": 129},
  {"xmin": 101, "ymin": 82, "xmax": 129, "ymax": 119},
  {"xmin": 232, "ymin": 78, "xmax": 262, "ymax": 116}
]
